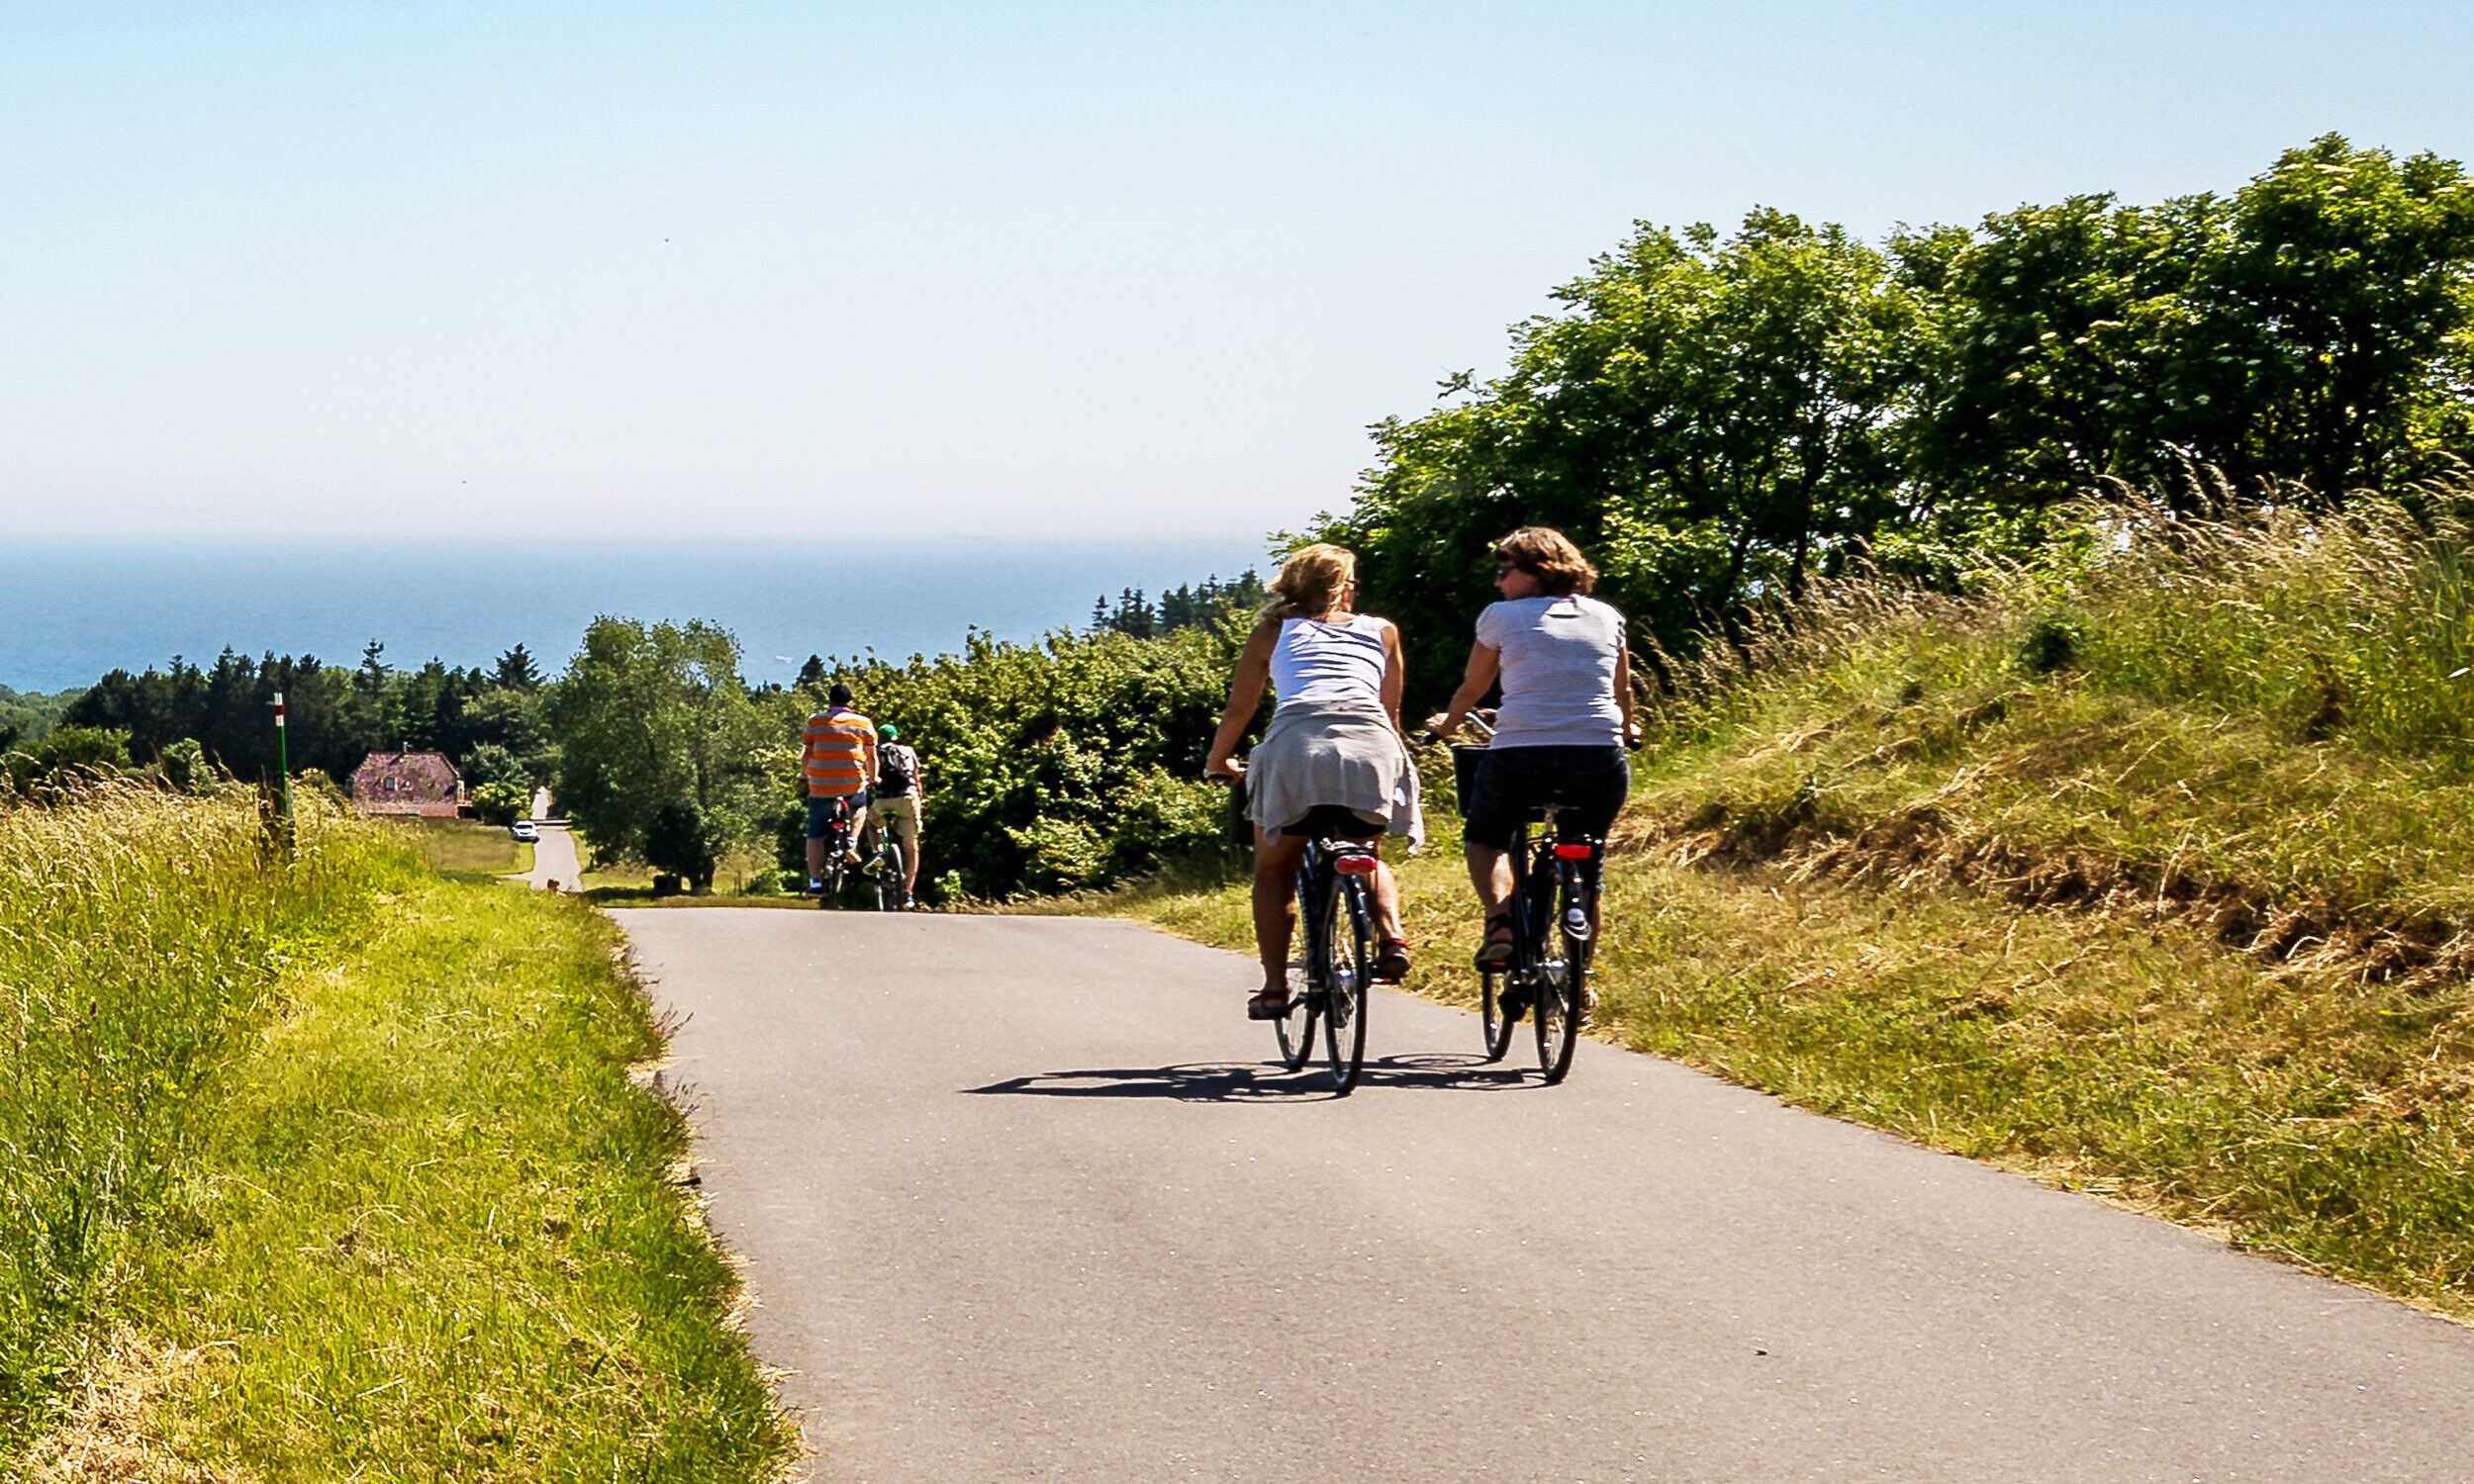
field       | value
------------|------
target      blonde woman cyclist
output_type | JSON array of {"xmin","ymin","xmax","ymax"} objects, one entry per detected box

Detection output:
[
  {"xmin": 1204, "ymin": 544, "xmax": 1423, "ymax": 1021},
  {"xmin": 1425, "ymin": 526, "xmax": 1638, "ymax": 972}
]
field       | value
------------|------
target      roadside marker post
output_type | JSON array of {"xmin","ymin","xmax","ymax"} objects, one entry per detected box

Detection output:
[{"xmin": 274, "ymin": 691, "xmax": 294, "ymax": 857}]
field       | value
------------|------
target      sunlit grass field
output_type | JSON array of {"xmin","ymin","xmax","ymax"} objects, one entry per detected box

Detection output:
[
  {"xmin": 2, "ymin": 787, "xmax": 798, "ymax": 1479},
  {"xmin": 1066, "ymin": 491, "xmax": 2474, "ymax": 1323}
]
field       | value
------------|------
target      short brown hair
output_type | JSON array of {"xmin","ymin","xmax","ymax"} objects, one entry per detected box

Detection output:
[
  {"xmin": 1261, "ymin": 543, "xmax": 1358, "ymax": 620},
  {"xmin": 1493, "ymin": 526, "xmax": 1596, "ymax": 596}
]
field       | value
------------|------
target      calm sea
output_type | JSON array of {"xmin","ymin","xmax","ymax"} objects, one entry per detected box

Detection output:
[{"xmin": 0, "ymin": 537, "xmax": 1270, "ymax": 694}]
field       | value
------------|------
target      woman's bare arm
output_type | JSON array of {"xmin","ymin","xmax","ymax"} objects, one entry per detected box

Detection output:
[
  {"xmin": 1204, "ymin": 618, "xmax": 1282, "ymax": 778},
  {"xmin": 1614, "ymin": 646, "xmax": 1640, "ymax": 745},
  {"xmin": 1422, "ymin": 641, "xmax": 1501, "ymax": 738},
  {"xmin": 1380, "ymin": 620, "xmax": 1406, "ymax": 731}
]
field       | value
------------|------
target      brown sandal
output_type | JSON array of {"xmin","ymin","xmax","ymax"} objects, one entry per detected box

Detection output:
[
  {"xmin": 1247, "ymin": 988, "xmax": 1291, "ymax": 1020},
  {"xmin": 1474, "ymin": 912, "xmax": 1515, "ymax": 971},
  {"xmin": 1375, "ymin": 938, "xmax": 1412, "ymax": 983}
]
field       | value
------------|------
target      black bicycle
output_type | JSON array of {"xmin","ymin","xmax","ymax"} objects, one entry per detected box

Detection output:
[
  {"xmin": 1272, "ymin": 820, "xmax": 1380, "ymax": 1093},
  {"xmin": 1444, "ymin": 722, "xmax": 1598, "ymax": 1083},
  {"xmin": 809, "ymin": 795, "xmax": 861, "ymax": 907}
]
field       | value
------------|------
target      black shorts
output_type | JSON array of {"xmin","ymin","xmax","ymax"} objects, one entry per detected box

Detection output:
[
  {"xmin": 1461, "ymin": 745, "xmax": 1629, "ymax": 851},
  {"xmin": 1279, "ymin": 803, "xmax": 1385, "ymax": 841}
]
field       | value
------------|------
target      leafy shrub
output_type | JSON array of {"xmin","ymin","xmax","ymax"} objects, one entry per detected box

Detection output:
[
  {"xmin": 470, "ymin": 779, "xmax": 531, "ymax": 826},
  {"xmin": 786, "ymin": 616, "xmax": 1255, "ymax": 900}
]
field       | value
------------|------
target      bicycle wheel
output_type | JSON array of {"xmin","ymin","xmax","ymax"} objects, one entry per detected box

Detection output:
[
  {"xmin": 1274, "ymin": 975, "xmax": 1319, "ymax": 1071},
  {"xmin": 1479, "ymin": 969, "xmax": 1517, "ymax": 1062},
  {"xmin": 1534, "ymin": 904, "xmax": 1587, "ymax": 1084},
  {"xmin": 876, "ymin": 840, "xmax": 904, "ymax": 911},
  {"xmin": 1322, "ymin": 875, "xmax": 1372, "ymax": 1093}
]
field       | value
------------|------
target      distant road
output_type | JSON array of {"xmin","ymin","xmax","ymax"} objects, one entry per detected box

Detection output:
[
  {"xmin": 520, "ymin": 818, "xmax": 580, "ymax": 891},
  {"xmin": 618, "ymin": 910, "xmax": 2474, "ymax": 1483}
]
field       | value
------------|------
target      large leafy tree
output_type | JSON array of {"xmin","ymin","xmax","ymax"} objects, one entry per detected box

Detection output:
[
  {"xmin": 544, "ymin": 617, "xmax": 774, "ymax": 885},
  {"xmin": 2198, "ymin": 135, "xmax": 2474, "ymax": 499},
  {"xmin": 1919, "ymin": 137, "xmax": 2474, "ymax": 509},
  {"xmin": 1335, "ymin": 209, "xmax": 1930, "ymax": 695}
]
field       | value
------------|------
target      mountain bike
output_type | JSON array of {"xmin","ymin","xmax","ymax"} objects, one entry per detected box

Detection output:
[
  {"xmin": 1444, "ymin": 722, "xmax": 1598, "ymax": 1083},
  {"xmin": 1272, "ymin": 814, "xmax": 1380, "ymax": 1094}
]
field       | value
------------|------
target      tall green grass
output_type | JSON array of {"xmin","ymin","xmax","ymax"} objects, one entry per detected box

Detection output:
[
  {"xmin": 0, "ymin": 784, "xmax": 404, "ymax": 1446},
  {"xmin": 1657, "ymin": 480, "xmax": 2474, "ymax": 756},
  {"xmin": 1633, "ymin": 481, "xmax": 2474, "ymax": 934}
]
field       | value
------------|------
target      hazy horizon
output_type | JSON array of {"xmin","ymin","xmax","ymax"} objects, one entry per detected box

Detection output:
[{"xmin": 0, "ymin": 534, "xmax": 1272, "ymax": 694}]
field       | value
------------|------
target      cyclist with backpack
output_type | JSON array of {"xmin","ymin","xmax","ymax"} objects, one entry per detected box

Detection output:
[
  {"xmin": 1204, "ymin": 543, "xmax": 1423, "ymax": 1020},
  {"xmin": 863, "ymin": 723, "xmax": 924, "ymax": 909}
]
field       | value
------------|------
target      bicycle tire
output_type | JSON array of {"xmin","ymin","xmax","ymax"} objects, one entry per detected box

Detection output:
[
  {"xmin": 1276, "ymin": 865, "xmax": 1322, "ymax": 1071},
  {"xmin": 1534, "ymin": 899, "xmax": 1586, "ymax": 1084},
  {"xmin": 1322, "ymin": 873, "xmax": 1372, "ymax": 1092},
  {"xmin": 1274, "ymin": 984, "xmax": 1319, "ymax": 1071},
  {"xmin": 876, "ymin": 838, "xmax": 904, "ymax": 911},
  {"xmin": 1479, "ymin": 969, "xmax": 1517, "ymax": 1062}
]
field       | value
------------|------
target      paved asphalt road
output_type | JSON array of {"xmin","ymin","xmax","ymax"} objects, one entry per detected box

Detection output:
[
  {"xmin": 616, "ymin": 910, "xmax": 2474, "ymax": 1483},
  {"xmin": 520, "ymin": 817, "xmax": 581, "ymax": 891}
]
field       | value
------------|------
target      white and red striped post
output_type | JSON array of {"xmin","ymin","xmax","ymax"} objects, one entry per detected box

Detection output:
[{"xmin": 273, "ymin": 691, "xmax": 292, "ymax": 835}]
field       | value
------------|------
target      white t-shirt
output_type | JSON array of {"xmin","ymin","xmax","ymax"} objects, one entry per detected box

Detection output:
[{"xmin": 1475, "ymin": 595, "xmax": 1627, "ymax": 748}]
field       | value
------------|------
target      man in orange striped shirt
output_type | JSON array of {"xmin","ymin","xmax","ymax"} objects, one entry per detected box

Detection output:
[{"xmin": 803, "ymin": 682, "xmax": 879, "ymax": 891}]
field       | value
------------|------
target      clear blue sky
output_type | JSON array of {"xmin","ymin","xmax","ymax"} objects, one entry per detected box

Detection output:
[{"xmin": 3, "ymin": 1, "xmax": 2467, "ymax": 541}]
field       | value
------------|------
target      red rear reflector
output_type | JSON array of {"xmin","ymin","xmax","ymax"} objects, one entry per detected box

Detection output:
[
  {"xmin": 1334, "ymin": 854, "xmax": 1379, "ymax": 874},
  {"xmin": 1553, "ymin": 843, "xmax": 1593, "ymax": 860}
]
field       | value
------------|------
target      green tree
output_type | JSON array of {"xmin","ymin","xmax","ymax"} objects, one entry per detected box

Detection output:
[
  {"xmin": 544, "ymin": 618, "xmax": 774, "ymax": 876},
  {"xmin": 492, "ymin": 643, "xmax": 544, "ymax": 691},
  {"xmin": 1336, "ymin": 209, "xmax": 1931, "ymax": 693},
  {"xmin": 2197, "ymin": 135, "xmax": 2474, "ymax": 499}
]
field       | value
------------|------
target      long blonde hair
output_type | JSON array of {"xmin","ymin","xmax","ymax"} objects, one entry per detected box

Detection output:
[{"xmin": 1259, "ymin": 543, "xmax": 1358, "ymax": 621}]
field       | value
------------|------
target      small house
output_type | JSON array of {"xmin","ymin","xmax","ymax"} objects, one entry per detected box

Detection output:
[{"xmin": 350, "ymin": 751, "xmax": 464, "ymax": 818}]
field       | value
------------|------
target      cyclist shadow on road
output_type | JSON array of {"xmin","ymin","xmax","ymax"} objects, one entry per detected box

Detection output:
[{"xmin": 964, "ymin": 1052, "xmax": 1532, "ymax": 1103}]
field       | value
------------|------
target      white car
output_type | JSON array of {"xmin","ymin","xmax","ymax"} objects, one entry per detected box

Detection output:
[{"xmin": 510, "ymin": 820, "xmax": 540, "ymax": 843}]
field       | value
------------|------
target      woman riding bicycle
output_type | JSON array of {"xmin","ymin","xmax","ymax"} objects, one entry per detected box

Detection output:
[
  {"xmin": 1204, "ymin": 543, "xmax": 1422, "ymax": 1021},
  {"xmin": 1424, "ymin": 526, "xmax": 1637, "ymax": 971}
]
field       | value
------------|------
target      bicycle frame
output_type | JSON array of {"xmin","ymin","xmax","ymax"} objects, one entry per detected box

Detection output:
[
  {"xmin": 1500, "ymin": 805, "xmax": 1600, "ymax": 1084},
  {"xmin": 1285, "ymin": 833, "xmax": 1379, "ymax": 1092}
]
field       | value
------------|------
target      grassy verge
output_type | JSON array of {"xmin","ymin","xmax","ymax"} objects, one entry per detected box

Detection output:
[
  {"xmin": 5, "ymin": 789, "xmax": 799, "ymax": 1479},
  {"xmin": 387, "ymin": 817, "xmax": 524, "ymax": 881},
  {"xmin": 1059, "ymin": 494, "xmax": 2474, "ymax": 1323}
]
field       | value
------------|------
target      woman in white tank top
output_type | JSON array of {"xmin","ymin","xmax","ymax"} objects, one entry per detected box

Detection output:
[{"xmin": 1205, "ymin": 544, "xmax": 1422, "ymax": 1019}]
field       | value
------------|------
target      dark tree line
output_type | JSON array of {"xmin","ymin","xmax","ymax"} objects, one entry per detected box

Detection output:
[
  {"xmin": 60, "ymin": 642, "xmax": 552, "ymax": 789},
  {"xmin": 1324, "ymin": 136, "xmax": 2474, "ymax": 698},
  {"xmin": 1090, "ymin": 571, "xmax": 1267, "ymax": 638}
]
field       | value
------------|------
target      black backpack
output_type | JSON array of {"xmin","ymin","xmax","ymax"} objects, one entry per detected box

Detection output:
[{"xmin": 876, "ymin": 742, "xmax": 916, "ymax": 796}]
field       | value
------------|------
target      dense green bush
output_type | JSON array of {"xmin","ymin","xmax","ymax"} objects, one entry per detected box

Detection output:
[{"xmin": 781, "ymin": 617, "xmax": 1254, "ymax": 900}]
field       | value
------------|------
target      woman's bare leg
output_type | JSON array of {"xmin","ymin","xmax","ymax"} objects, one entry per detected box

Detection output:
[
  {"xmin": 1251, "ymin": 829, "xmax": 1309, "ymax": 994},
  {"xmin": 1464, "ymin": 841, "xmax": 1514, "ymax": 918},
  {"xmin": 1370, "ymin": 859, "xmax": 1405, "ymax": 944}
]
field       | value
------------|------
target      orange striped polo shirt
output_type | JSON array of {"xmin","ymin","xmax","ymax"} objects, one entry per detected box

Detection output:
[{"xmin": 802, "ymin": 707, "xmax": 877, "ymax": 797}]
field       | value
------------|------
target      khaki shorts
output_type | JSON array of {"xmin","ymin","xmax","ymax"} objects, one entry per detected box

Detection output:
[{"xmin": 868, "ymin": 791, "xmax": 921, "ymax": 843}]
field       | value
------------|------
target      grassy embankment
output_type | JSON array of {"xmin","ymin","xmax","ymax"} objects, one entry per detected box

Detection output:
[
  {"xmin": 388, "ymin": 815, "xmax": 532, "ymax": 882},
  {"xmin": 3, "ymin": 786, "xmax": 798, "ymax": 1480},
  {"xmin": 1075, "ymin": 495, "xmax": 2474, "ymax": 1322}
]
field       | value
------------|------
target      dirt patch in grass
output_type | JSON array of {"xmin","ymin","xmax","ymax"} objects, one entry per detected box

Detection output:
[
  {"xmin": 20, "ymin": 1336, "xmax": 225, "ymax": 1484},
  {"xmin": 1625, "ymin": 795, "xmax": 2474, "ymax": 997}
]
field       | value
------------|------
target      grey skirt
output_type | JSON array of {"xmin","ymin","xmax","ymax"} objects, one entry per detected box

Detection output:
[{"xmin": 1245, "ymin": 698, "xmax": 1425, "ymax": 851}]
